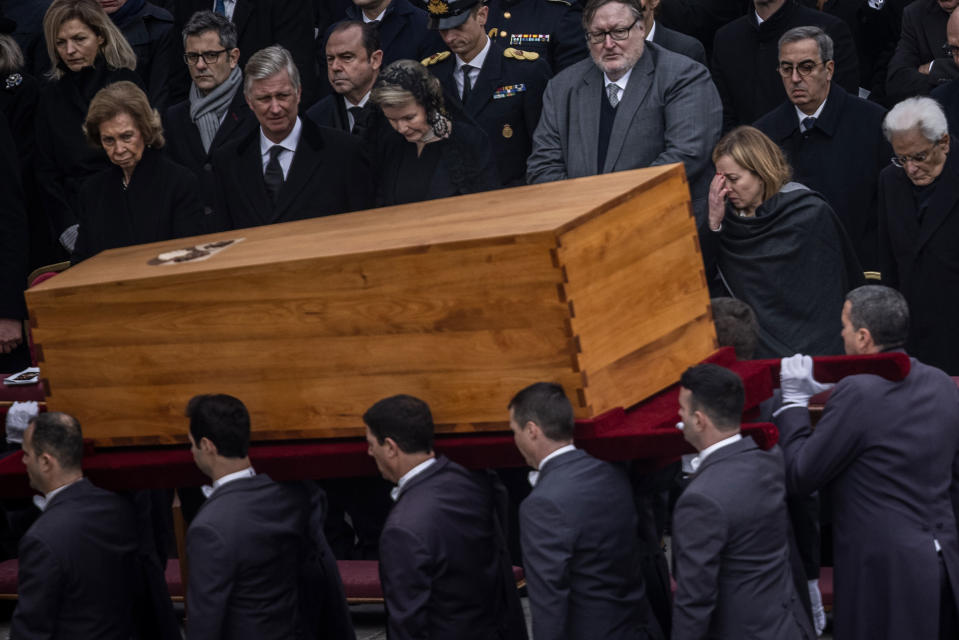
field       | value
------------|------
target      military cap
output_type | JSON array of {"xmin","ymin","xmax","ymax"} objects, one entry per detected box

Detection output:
[{"xmin": 426, "ymin": 0, "xmax": 483, "ymax": 30}]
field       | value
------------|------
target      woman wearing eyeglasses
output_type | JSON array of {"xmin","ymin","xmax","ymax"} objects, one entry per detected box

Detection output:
[
  {"xmin": 704, "ymin": 125, "xmax": 864, "ymax": 358},
  {"xmin": 35, "ymin": 0, "xmax": 143, "ymax": 258},
  {"xmin": 878, "ymin": 96, "xmax": 959, "ymax": 374}
]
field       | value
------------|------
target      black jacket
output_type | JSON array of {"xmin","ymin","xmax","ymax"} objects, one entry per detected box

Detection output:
[
  {"xmin": 651, "ymin": 23, "xmax": 707, "ymax": 66},
  {"xmin": 428, "ymin": 40, "xmax": 551, "ymax": 186},
  {"xmin": 711, "ymin": 0, "xmax": 860, "ymax": 131},
  {"xmin": 34, "ymin": 58, "xmax": 144, "ymax": 241},
  {"xmin": 111, "ymin": 0, "xmax": 176, "ymax": 111},
  {"xmin": 73, "ymin": 148, "xmax": 205, "ymax": 262},
  {"xmin": 932, "ymin": 77, "xmax": 959, "ymax": 135},
  {"xmin": 213, "ymin": 117, "xmax": 373, "ymax": 230},
  {"xmin": 343, "ymin": 0, "xmax": 444, "ymax": 67},
  {"xmin": 162, "ymin": 88, "xmax": 256, "ymax": 215},
  {"xmin": 0, "ymin": 113, "xmax": 27, "ymax": 321},
  {"xmin": 878, "ymin": 148, "xmax": 959, "ymax": 375},
  {"xmin": 754, "ymin": 82, "xmax": 890, "ymax": 271},
  {"xmin": 886, "ymin": 0, "xmax": 959, "ymax": 104}
]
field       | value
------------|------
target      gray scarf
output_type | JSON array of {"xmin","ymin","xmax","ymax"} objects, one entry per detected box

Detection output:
[{"xmin": 189, "ymin": 65, "xmax": 243, "ymax": 153}]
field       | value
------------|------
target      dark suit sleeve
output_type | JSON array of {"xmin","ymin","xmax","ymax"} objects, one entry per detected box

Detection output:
[
  {"xmin": 877, "ymin": 173, "xmax": 898, "ymax": 288},
  {"xmin": 34, "ymin": 99, "xmax": 77, "ymax": 241},
  {"xmin": 211, "ymin": 148, "xmax": 236, "ymax": 231},
  {"xmin": 0, "ymin": 116, "xmax": 28, "ymax": 319},
  {"xmin": 523, "ymin": 61, "xmax": 552, "ymax": 153},
  {"xmin": 886, "ymin": 7, "xmax": 943, "ymax": 101},
  {"xmin": 379, "ymin": 525, "xmax": 433, "ymax": 640},
  {"xmin": 774, "ymin": 381, "xmax": 867, "ymax": 497},
  {"xmin": 551, "ymin": 1, "xmax": 588, "ymax": 72},
  {"xmin": 670, "ymin": 491, "xmax": 727, "ymax": 640},
  {"xmin": 710, "ymin": 39, "xmax": 739, "ymax": 133},
  {"xmin": 10, "ymin": 534, "xmax": 62, "ymax": 639},
  {"xmin": 344, "ymin": 141, "xmax": 375, "ymax": 213},
  {"xmin": 186, "ymin": 522, "xmax": 233, "ymax": 640},
  {"xmin": 518, "ymin": 494, "xmax": 572, "ymax": 640},
  {"xmin": 826, "ymin": 17, "xmax": 860, "ymax": 95},
  {"xmin": 145, "ymin": 17, "xmax": 176, "ymax": 112},
  {"xmin": 170, "ymin": 170, "xmax": 206, "ymax": 237}
]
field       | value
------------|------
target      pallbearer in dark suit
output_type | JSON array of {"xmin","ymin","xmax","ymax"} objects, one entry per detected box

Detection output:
[
  {"xmin": 363, "ymin": 394, "xmax": 527, "ymax": 640},
  {"xmin": 185, "ymin": 394, "xmax": 355, "ymax": 640},
  {"xmin": 163, "ymin": 11, "xmax": 256, "ymax": 217},
  {"xmin": 641, "ymin": 0, "xmax": 706, "ymax": 65},
  {"xmin": 306, "ymin": 20, "xmax": 382, "ymax": 134},
  {"xmin": 508, "ymin": 382, "xmax": 663, "ymax": 640},
  {"xmin": 424, "ymin": 0, "xmax": 550, "ymax": 186},
  {"xmin": 672, "ymin": 365, "xmax": 813, "ymax": 639},
  {"xmin": 12, "ymin": 413, "xmax": 141, "ymax": 640},
  {"xmin": 213, "ymin": 45, "xmax": 373, "ymax": 230}
]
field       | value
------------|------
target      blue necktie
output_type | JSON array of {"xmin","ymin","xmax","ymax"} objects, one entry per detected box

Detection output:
[
  {"xmin": 801, "ymin": 116, "xmax": 816, "ymax": 134},
  {"xmin": 214, "ymin": 0, "xmax": 226, "ymax": 15}
]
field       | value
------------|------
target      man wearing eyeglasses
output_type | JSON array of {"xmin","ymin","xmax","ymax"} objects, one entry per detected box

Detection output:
[
  {"xmin": 886, "ymin": 0, "xmax": 959, "ymax": 105},
  {"xmin": 526, "ymin": 0, "xmax": 720, "ymax": 226},
  {"xmin": 755, "ymin": 26, "xmax": 890, "ymax": 273},
  {"xmin": 164, "ymin": 10, "xmax": 256, "ymax": 224},
  {"xmin": 877, "ymin": 96, "xmax": 959, "ymax": 376}
]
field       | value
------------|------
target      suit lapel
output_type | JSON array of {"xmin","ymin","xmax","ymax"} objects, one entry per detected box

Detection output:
[
  {"xmin": 468, "ymin": 46, "xmax": 503, "ymax": 117},
  {"xmin": 210, "ymin": 91, "xmax": 251, "ymax": 155},
  {"xmin": 691, "ymin": 437, "xmax": 755, "ymax": 478},
  {"xmin": 272, "ymin": 119, "xmax": 325, "ymax": 222},
  {"xmin": 574, "ymin": 66, "xmax": 601, "ymax": 178},
  {"xmin": 604, "ymin": 48, "xmax": 655, "ymax": 173}
]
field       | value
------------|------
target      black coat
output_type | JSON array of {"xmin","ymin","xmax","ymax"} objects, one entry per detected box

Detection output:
[
  {"xmin": 213, "ymin": 117, "xmax": 373, "ymax": 230},
  {"xmin": 0, "ymin": 70, "xmax": 39, "ymax": 165},
  {"xmin": 656, "ymin": 0, "xmax": 749, "ymax": 59},
  {"xmin": 171, "ymin": 0, "xmax": 317, "ymax": 104},
  {"xmin": 380, "ymin": 457, "xmax": 526, "ymax": 640},
  {"xmin": 10, "ymin": 479, "xmax": 140, "ymax": 640},
  {"xmin": 651, "ymin": 23, "xmax": 707, "ymax": 66},
  {"xmin": 0, "ymin": 113, "xmax": 27, "ymax": 321},
  {"xmin": 754, "ymin": 82, "xmax": 890, "ymax": 271},
  {"xmin": 711, "ymin": 0, "xmax": 860, "ymax": 131},
  {"xmin": 484, "ymin": 0, "xmax": 588, "ymax": 74},
  {"xmin": 34, "ymin": 59, "xmax": 144, "ymax": 241},
  {"xmin": 885, "ymin": 0, "xmax": 959, "ymax": 104},
  {"xmin": 112, "ymin": 1, "xmax": 176, "ymax": 111},
  {"xmin": 73, "ymin": 148, "xmax": 205, "ymax": 262},
  {"xmin": 372, "ymin": 116, "xmax": 500, "ymax": 206},
  {"xmin": 427, "ymin": 40, "xmax": 551, "ymax": 186},
  {"xmin": 932, "ymin": 77, "xmax": 959, "ymax": 135},
  {"xmin": 187, "ymin": 475, "xmax": 355, "ymax": 640},
  {"xmin": 878, "ymin": 149, "xmax": 959, "ymax": 375},
  {"xmin": 342, "ymin": 0, "xmax": 444, "ymax": 67},
  {"xmin": 162, "ymin": 87, "xmax": 256, "ymax": 215},
  {"xmin": 305, "ymin": 93, "xmax": 352, "ymax": 132}
]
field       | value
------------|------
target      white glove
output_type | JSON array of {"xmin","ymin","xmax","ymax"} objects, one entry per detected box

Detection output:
[
  {"xmin": 780, "ymin": 354, "xmax": 833, "ymax": 407},
  {"xmin": 808, "ymin": 578, "xmax": 826, "ymax": 636},
  {"xmin": 6, "ymin": 401, "xmax": 38, "ymax": 444}
]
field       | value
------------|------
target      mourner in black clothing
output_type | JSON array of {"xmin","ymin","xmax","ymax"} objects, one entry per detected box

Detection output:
[
  {"xmin": 74, "ymin": 81, "xmax": 203, "ymax": 262},
  {"xmin": 34, "ymin": 0, "xmax": 142, "ymax": 255},
  {"xmin": 369, "ymin": 59, "xmax": 499, "ymax": 206},
  {"xmin": 99, "ymin": 0, "xmax": 176, "ymax": 110}
]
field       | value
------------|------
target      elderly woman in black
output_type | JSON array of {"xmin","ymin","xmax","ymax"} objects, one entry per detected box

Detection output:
[
  {"xmin": 73, "ymin": 81, "xmax": 202, "ymax": 262},
  {"xmin": 368, "ymin": 59, "xmax": 498, "ymax": 206},
  {"xmin": 35, "ymin": 0, "xmax": 142, "ymax": 256}
]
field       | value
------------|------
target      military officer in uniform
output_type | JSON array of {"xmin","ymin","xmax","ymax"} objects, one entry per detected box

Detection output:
[
  {"xmin": 424, "ymin": 0, "xmax": 551, "ymax": 186},
  {"xmin": 483, "ymin": 0, "xmax": 588, "ymax": 73}
]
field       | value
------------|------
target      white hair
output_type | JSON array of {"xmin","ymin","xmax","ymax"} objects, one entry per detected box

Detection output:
[{"xmin": 882, "ymin": 96, "xmax": 948, "ymax": 144}]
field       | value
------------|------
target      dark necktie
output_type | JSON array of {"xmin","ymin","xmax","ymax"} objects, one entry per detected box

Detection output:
[
  {"xmin": 348, "ymin": 105, "xmax": 367, "ymax": 136},
  {"xmin": 214, "ymin": 0, "xmax": 226, "ymax": 15},
  {"xmin": 801, "ymin": 116, "xmax": 816, "ymax": 134},
  {"xmin": 461, "ymin": 64, "xmax": 473, "ymax": 104},
  {"xmin": 264, "ymin": 145, "xmax": 284, "ymax": 205}
]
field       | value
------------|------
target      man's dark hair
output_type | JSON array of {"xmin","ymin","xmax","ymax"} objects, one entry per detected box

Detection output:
[
  {"xmin": 30, "ymin": 412, "xmax": 83, "ymax": 471},
  {"xmin": 845, "ymin": 285, "xmax": 909, "ymax": 350},
  {"xmin": 328, "ymin": 20, "xmax": 380, "ymax": 58},
  {"xmin": 711, "ymin": 297, "xmax": 759, "ymax": 360},
  {"xmin": 363, "ymin": 394, "xmax": 434, "ymax": 454},
  {"xmin": 508, "ymin": 382, "xmax": 575, "ymax": 442},
  {"xmin": 680, "ymin": 364, "xmax": 744, "ymax": 431},
  {"xmin": 182, "ymin": 10, "xmax": 238, "ymax": 50},
  {"xmin": 582, "ymin": 0, "xmax": 644, "ymax": 32},
  {"xmin": 186, "ymin": 394, "xmax": 250, "ymax": 458}
]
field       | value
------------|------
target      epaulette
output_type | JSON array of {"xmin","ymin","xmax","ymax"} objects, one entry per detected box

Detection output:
[
  {"xmin": 503, "ymin": 47, "xmax": 540, "ymax": 61},
  {"xmin": 421, "ymin": 51, "xmax": 452, "ymax": 66}
]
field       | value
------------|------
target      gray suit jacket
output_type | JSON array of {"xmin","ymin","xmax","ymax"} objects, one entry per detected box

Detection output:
[
  {"xmin": 526, "ymin": 42, "xmax": 721, "ymax": 223},
  {"xmin": 519, "ymin": 449, "xmax": 662, "ymax": 640},
  {"xmin": 671, "ymin": 438, "xmax": 813, "ymax": 640}
]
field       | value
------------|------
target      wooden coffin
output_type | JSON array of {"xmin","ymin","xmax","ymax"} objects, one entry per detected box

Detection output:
[{"xmin": 26, "ymin": 164, "xmax": 717, "ymax": 446}]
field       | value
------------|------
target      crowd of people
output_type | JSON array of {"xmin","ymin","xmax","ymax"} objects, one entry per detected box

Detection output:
[{"xmin": 3, "ymin": 0, "xmax": 959, "ymax": 637}]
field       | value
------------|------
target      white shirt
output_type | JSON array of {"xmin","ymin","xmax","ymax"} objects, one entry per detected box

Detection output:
[
  {"xmin": 645, "ymin": 20, "xmax": 656, "ymax": 42},
  {"xmin": 689, "ymin": 433, "xmax": 742, "ymax": 473},
  {"xmin": 214, "ymin": 0, "xmax": 237, "ymax": 20},
  {"xmin": 33, "ymin": 477, "xmax": 82, "ymax": 512},
  {"xmin": 259, "ymin": 116, "xmax": 302, "ymax": 179},
  {"xmin": 363, "ymin": 7, "xmax": 388, "ymax": 22},
  {"xmin": 756, "ymin": 10, "xmax": 766, "ymax": 25},
  {"xmin": 603, "ymin": 67, "xmax": 633, "ymax": 102},
  {"xmin": 391, "ymin": 457, "xmax": 437, "ymax": 501},
  {"xmin": 343, "ymin": 92, "xmax": 371, "ymax": 130},
  {"xmin": 528, "ymin": 444, "xmax": 576, "ymax": 487},
  {"xmin": 202, "ymin": 466, "xmax": 256, "ymax": 498},
  {"xmin": 795, "ymin": 95, "xmax": 828, "ymax": 129},
  {"xmin": 455, "ymin": 37, "xmax": 492, "ymax": 96}
]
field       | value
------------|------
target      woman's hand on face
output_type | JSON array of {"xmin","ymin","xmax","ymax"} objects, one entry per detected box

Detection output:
[{"xmin": 708, "ymin": 172, "xmax": 729, "ymax": 231}]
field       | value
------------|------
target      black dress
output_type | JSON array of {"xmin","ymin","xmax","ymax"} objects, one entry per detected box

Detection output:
[
  {"xmin": 371, "ymin": 116, "xmax": 500, "ymax": 207},
  {"xmin": 73, "ymin": 147, "xmax": 204, "ymax": 263},
  {"xmin": 34, "ymin": 56, "xmax": 143, "ymax": 246}
]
